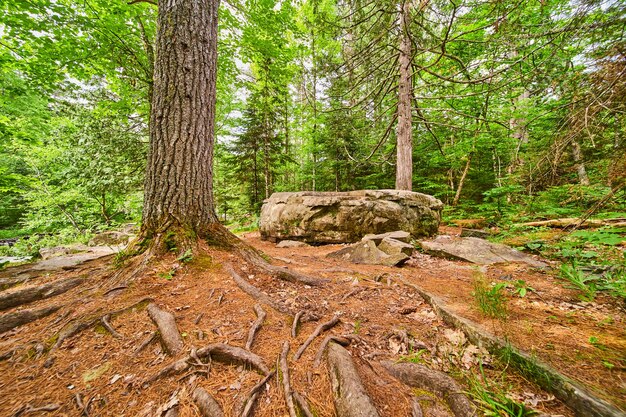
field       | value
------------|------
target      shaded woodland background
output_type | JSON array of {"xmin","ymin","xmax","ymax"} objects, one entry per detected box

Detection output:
[{"xmin": 0, "ymin": 0, "xmax": 624, "ymax": 241}]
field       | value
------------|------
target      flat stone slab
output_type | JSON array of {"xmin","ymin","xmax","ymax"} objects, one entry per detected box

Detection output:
[
  {"xmin": 419, "ymin": 236, "xmax": 548, "ymax": 267},
  {"xmin": 276, "ymin": 240, "xmax": 310, "ymax": 248}
]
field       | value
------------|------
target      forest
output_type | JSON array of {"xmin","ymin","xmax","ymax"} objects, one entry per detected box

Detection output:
[{"xmin": 0, "ymin": 0, "xmax": 625, "ymax": 416}]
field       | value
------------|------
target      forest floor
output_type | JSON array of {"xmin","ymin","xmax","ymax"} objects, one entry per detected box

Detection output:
[{"xmin": 0, "ymin": 226, "xmax": 624, "ymax": 416}]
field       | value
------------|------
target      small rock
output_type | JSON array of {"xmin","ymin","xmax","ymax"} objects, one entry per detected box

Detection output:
[
  {"xmin": 378, "ymin": 237, "xmax": 414, "ymax": 256},
  {"xmin": 89, "ymin": 231, "xmax": 132, "ymax": 246},
  {"xmin": 460, "ymin": 228, "xmax": 491, "ymax": 238},
  {"xmin": 362, "ymin": 230, "xmax": 411, "ymax": 245},
  {"xmin": 327, "ymin": 240, "xmax": 408, "ymax": 266},
  {"xmin": 276, "ymin": 240, "xmax": 310, "ymax": 248}
]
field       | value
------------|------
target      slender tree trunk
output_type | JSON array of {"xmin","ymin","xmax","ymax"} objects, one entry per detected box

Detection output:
[
  {"xmin": 571, "ymin": 139, "xmax": 590, "ymax": 186},
  {"xmin": 453, "ymin": 154, "xmax": 472, "ymax": 206},
  {"xmin": 141, "ymin": 0, "xmax": 220, "ymax": 249},
  {"xmin": 396, "ymin": 0, "xmax": 413, "ymax": 191},
  {"xmin": 311, "ymin": 29, "xmax": 318, "ymax": 192}
]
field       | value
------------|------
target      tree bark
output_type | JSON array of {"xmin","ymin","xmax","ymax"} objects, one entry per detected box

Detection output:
[
  {"xmin": 572, "ymin": 139, "xmax": 590, "ymax": 186},
  {"xmin": 141, "ymin": 0, "xmax": 220, "ymax": 249},
  {"xmin": 396, "ymin": 0, "xmax": 413, "ymax": 191}
]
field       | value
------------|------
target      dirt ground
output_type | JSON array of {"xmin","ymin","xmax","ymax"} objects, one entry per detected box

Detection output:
[{"xmin": 0, "ymin": 226, "xmax": 623, "ymax": 416}]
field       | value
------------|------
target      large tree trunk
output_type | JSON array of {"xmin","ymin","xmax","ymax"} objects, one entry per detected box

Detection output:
[
  {"xmin": 396, "ymin": 0, "xmax": 413, "ymax": 191},
  {"xmin": 141, "ymin": 0, "xmax": 220, "ymax": 249}
]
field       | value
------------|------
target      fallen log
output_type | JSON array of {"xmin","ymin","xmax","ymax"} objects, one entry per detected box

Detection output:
[
  {"xmin": 294, "ymin": 315, "xmax": 340, "ymax": 360},
  {"xmin": 147, "ymin": 303, "xmax": 184, "ymax": 355},
  {"xmin": 147, "ymin": 343, "xmax": 270, "ymax": 383},
  {"xmin": 0, "ymin": 277, "xmax": 85, "ymax": 311},
  {"xmin": 327, "ymin": 342, "xmax": 380, "ymax": 417},
  {"xmin": 245, "ymin": 304, "xmax": 266, "ymax": 350},
  {"xmin": 0, "ymin": 305, "xmax": 62, "ymax": 334},
  {"xmin": 517, "ymin": 217, "xmax": 626, "ymax": 228},
  {"xmin": 380, "ymin": 361, "xmax": 476, "ymax": 417},
  {"xmin": 192, "ymin": 387, "xmax": 224, "ymax": 417}
]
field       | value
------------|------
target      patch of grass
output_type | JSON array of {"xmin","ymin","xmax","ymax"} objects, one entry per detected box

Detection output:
[
  {"xmin": 472, "ymin": 275, "xmax": 508, "ymax": 319},
  {"xmin": 467, "ymin": 363, "xmax": 539, "ymax": 417},
  {"xmin": 397, "ymin": 347, "xmax": 427, "ymax": 364},
  {"xmin": 495, "ymin": 344, "xmax": 555, "ymax": 389},
  {"xmin": 559, "ymin": 262, "xmax": 597, "ymax": 301}
]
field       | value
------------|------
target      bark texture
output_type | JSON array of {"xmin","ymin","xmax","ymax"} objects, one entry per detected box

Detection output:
[
  {"xmin": 142, "ymin": 0, "xmax": 220, "ymax": 241},
  {"xmin": 396, "ymin": 0, "xmax": 413, "ymax": 191}
]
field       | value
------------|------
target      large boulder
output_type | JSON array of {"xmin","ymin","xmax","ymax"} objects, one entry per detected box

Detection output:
[{"xmin": 259, "ymin": 190, "xmax": 443, "ymax": 244}]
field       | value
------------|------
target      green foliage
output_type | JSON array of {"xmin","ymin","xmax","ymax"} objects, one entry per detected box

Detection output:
[
  {"xmin": 511, "ymin": 280, "xmax": 534, "ymax": 298},
  {"xmin": 559, "ymin": 259, "xmax": 626, "ymax": 302},
  {"xmin": 472, "ymin": 276, "xmax": 508, "ymax": 319}
]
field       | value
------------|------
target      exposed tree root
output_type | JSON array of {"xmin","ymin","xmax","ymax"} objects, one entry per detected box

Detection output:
[
  {"xmin": 411, "ymin": 397, "xmax": 424, "ymax": 417},
  {"xmin": 134, "ymin": 331, "xmax": 157, "ymax": 355},
  {"xmin": 279, "ymin": 342, "xmax": 297, "ymax": 417},
  {"xmin": 147, "ymin": 343, "xmax": 270, "ymax": 384},
  {"xmin": 239, "ymin": 370, "xmax": 275, "ymax": 417},
  {"xmin": 156, "ymin": 390, "xmax": 180, "ymax": 417},
  {"xmin": 239, "ymin": 248, "xmax": 327, "ymax": 287},
  {"xmin": 327, "ymin": 342, "xmax": 381, "ymax": 417},
  {"xmin": 0, "ymin": 305, "xmax": 62, "ymax": 334},
  {"xmin": 380, "ymin": 361, "xmax": 476, "ymax": 417},
  {"xmin": 313, "ymin": 335, "xmax": 351, "ymax": 368},
  {"xmin": 12, "ymin": 403, "xmax": 60, "ymax": 416},
  {"xmin": 291, "ymin": 311, "xmax": 303, "ymax": 338},
  {"xmin": 0, "ymin": 277, "xmax": 85, "ymax": 311},
  {"xmin": 53, "ymin": 298, "xmax": 151, "ymax": 350},
  {"xmin": 147, "ymin": 303, "xmax": 184, "ymax": 355},
  {"xmin": 292, "ymin": 391, "xmax": 315, "ymax": 417},
  {"xmin": 100, "ymin": 314, "xmax": 122, "ymax": 339},
  {"xmin": 224, "ymin": 263, "xmax": 292, "ymax": 316},
  {"xmin": 294, "ymin": 315, "xmax": 340, "ymax": 360},
  {"xmin": 245, "ymin": 304, "xmax": 266, "ymax": 350},
  {"xmin": 192, "ymin": 387, "xmax": 224, "ymax": 417}
]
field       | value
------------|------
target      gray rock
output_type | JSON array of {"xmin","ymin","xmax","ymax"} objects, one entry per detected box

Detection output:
[
  {"xmin": 39, "ymin": 246, "xmax": 72, "ymax": 260},
  {"xmin": 327, "ymin": 240, "xmax": 409, "ymax": 266},
  {"xmin": 419, "ymin": 236, "xmax": 548, "ymax": 267},
  {"xmin": 362, "ymin": 230, "xmax": 411, "ymax": 245},
  {"xmin": 89, "ymin": 231, "xmax": 132, "ymax": 246},
  {"xmin": 378, "ymin": 237, "xmax": 414, "ymax": 256},
  {"xmin": 276, "ymin": 240, "xmax": 310, "ymax": 248},
  {"xmin": 460, "ymin": 228, "xmax": 491, "ymax": 239},
  {"xmin": 259, "ymin": 190, "xmax": 443, "ymax": 244}
]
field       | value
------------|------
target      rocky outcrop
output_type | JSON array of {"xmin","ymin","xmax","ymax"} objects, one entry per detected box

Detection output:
[{"xmin": 259, "ymin": 190, "xmax": 443, "ymax": 244}]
